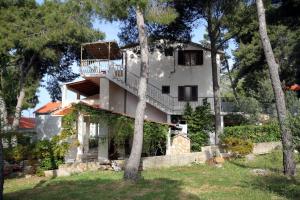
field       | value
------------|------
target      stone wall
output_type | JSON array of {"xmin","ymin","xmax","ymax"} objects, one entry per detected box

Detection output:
[
  {"xmin": 142, "ymin": 152, "xmax": 206, "ymax": 169},
  {"xmin": 169, "ymin": 134, "xmax": 190, "ymax": 155},
  {"xmin": 253, "ymin": 142, "xmax": 281, "ymax": 155}
]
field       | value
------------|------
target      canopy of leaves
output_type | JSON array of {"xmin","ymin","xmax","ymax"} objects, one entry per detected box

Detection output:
[
  {"xmin": 0, "ymin": 0, "xmax": 104, "ymax": 112},
  {"xmin": 230, "ymin": 0, "xmax": 300, "ymax": 101}
]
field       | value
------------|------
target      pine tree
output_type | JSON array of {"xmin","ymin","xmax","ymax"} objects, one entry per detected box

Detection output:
[
  {"xmin": 96, "ymin": 0, "xmax": 177, "ymax": 181},
  {"xmin": 256, "ymin": 0, "xmax": 296, "ymax": 176}
]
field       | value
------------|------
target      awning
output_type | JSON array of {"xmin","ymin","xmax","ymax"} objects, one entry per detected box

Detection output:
[
  {"xmin": 82, "ymin": 41, "xmax": 122, "ymax": 60},
  {"xmin": 67, "ymin": 80, "xmax": 99, "ymax": 97}
]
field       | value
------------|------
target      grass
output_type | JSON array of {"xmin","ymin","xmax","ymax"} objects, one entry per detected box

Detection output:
[{"xmin": 4, "ymin": 150, "xmax": 300, "ymax": 200}]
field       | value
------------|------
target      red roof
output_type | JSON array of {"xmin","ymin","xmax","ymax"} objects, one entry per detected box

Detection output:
[
  {"xmin": 19, "ymin": 117, "xmax": 35, "ymax": 129},
  {"xmin": 8, "ymin": 117, "xmax": 36, "ymax": 129},
  {"xmin": 35, "ymin": 102, "xmax": 61, "ymax": 114},
  {"xmin": 290, "ymin": 84, "xmax": 300, "ymax": 91}
]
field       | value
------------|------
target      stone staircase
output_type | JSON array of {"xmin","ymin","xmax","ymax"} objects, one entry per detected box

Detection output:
[{"xmin": 82, "ymin": 148, "xmax": 98, "ymax": 162}]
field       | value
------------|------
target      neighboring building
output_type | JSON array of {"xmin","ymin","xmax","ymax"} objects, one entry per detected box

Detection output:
[
  {"xmin": 35, "ymin": 102, "xmax": 62, "ymax": 140},
  {"xmin": 36, "ymin": 40, "xmax": 223, "ymax": 163}
]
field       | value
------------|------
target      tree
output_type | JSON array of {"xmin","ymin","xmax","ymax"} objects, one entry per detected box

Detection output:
[
  {"xmin": 190, "ymin": 0, "xmax": 246, "ymax": 144},
  {"xmin": 0, "ymin": 1, "xmax": 104, "ymax": 198},
  {"xmin": 0, "ymin": 96, "xmax": 6, "ymax": 200},
  {"xmin": 256, "ymin": 0, "xmax": 296, "ymax": 176},
  {"xmin": 183, "ymin": 103, "xmax": 214, "ymax": 151},
  {"xmin": 97, "ymin": 0, "xmax": 177, "ymax": 181},
  {"xmin": 0, "ymin": 0, "xmax": 104, "ymax": 130},
  {"xmin": 230, "ymin": 0, "xmax": 300, "ymax": 100}
]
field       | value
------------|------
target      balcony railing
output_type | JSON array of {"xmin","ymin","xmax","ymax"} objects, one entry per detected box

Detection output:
[{"xmin": 80, "ymin": 59, "xmax": 237, "ymax": 114}]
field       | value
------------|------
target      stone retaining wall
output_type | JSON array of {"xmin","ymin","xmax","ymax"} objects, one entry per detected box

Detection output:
[{"xmin": 252, "ymin": 142, "xmax": 281, "ymax": 155}]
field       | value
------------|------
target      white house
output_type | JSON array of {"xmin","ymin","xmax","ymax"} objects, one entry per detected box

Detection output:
[{"xmin": 36, "ymin": 40, "xmax": 224, "ymax": 163}]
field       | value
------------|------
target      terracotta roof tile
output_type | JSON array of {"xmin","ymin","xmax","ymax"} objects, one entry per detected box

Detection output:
[
  {"xmin": 35, "ymin": 102, "xmax": 61, "ymax": 114},
  {"xmin": 8, "ymin": 117, "xmax": 35, "ymax": 129}
]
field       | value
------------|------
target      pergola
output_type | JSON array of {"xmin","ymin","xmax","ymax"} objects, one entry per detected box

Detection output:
[{"xmin": 81, "ymin": 41, "xmax": 122, "ymax": 61}]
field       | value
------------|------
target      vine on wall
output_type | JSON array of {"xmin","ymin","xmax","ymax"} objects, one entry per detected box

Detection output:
[{"xmin": 61, "ymin": 103, "xmax": 169, "ymax": 157}]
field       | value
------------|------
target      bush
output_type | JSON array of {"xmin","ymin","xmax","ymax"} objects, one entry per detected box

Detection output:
[
  {"xmin": 224, "ymin": 113, "xmax": 249, "ymax": 126},
  {"xmin": 183, "ymin": 103, "xmax": 214, "ymax": 151},
  {"xmin": 221, "ymin": 137, "xmax": 253, "ymax": 156},
  {"xmin": 289, "ymin": 115, "xmax": 300, "ymax": 153},
  {"xmin": 34, "ymin": 139, "xmax": 65, "ymax": 170},
  {"xmin": 221, "ymin": 122, "xmax": 280, "ymax": 143}
]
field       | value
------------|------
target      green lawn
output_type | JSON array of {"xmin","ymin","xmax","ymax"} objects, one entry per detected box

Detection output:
[{"xmin": 4, "ymin": 151, "xmax": 300, "ymax": 200}]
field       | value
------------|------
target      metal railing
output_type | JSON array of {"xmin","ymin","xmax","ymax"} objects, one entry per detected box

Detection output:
[{"xmin": 80, "ymin": 59, "xmax": 234, "ymax": 114}]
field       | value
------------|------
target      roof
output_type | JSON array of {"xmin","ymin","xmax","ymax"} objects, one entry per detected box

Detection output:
[
  {"xmin": 52, "ymin": 102, "xmax": 174, "ymax": 127},
  {"xmin": 35, "ymin": 102, "xmax": 61, "ymax": 114},
  {"xmin": 82, "ymin": 41, "xmax": 122, "ymax": 60},
  {"xmin": 7, "ymin": 117, "xmax": 36, "ymax": 129},
  {"xmin": 290, "ymin": 84, "xmax": 300, "ymax": 91},
  {"xmin": 121, "ymin": 41, "xmax": 224, "ymax": 54}
]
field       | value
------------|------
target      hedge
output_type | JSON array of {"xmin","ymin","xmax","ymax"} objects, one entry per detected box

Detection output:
[{"xmin": 221, "ymin": 123, "xmax": 281, "ymax": 143}]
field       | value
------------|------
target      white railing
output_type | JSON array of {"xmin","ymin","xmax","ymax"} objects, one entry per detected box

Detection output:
[{"xmin": 80, "ymin": 59, "xmax": 218, "ymax": 114}]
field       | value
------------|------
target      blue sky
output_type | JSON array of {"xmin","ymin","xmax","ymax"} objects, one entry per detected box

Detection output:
[{"xmin": 24, "ymin": 16, "xmax": 236, "ymax": 117}]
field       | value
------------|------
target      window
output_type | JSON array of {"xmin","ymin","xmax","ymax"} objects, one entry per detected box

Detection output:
[
  {"xmin": 178, "ymin": 86, "xmax": 198, "ymax": 101},
  {"xmin": 178, "ymin": 50, "xmax": 203, "ymax": 66},
  {"xmin": 162, "ymin": 85, "xmax": 170, "ymax": 94}
]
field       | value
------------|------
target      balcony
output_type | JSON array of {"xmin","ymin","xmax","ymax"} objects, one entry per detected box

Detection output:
[{"xmin": 80, "ymin": 41, "xmax": 122, "ymax": 77}]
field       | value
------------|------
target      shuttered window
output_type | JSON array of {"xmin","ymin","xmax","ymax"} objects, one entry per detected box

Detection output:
[
  {"xmin": 178, "ymin": 86, "xmax": 198, "ymax": 101},
  {"xmin": 178, "ymin": 50, "xmax": 203, "ymax": 66}
]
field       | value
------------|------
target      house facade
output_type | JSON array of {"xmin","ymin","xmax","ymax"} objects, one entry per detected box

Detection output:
[{"xmin": 36, "ymin": 41, "xmax": 223, "ymax": 163}]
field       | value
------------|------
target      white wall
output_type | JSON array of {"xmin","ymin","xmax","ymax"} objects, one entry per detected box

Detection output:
[
  {"xmin": 126, "ymin": 43, "xmax": 216, "ymax": 102},
  {"xmin": 35, "ymin": 114, "xmax": 61, "ymax": 140}
]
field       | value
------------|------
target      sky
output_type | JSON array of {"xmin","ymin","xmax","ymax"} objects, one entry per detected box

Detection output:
[{"xmin": 24, "ymin": 17, "xmax": 236, "ymax": 117}]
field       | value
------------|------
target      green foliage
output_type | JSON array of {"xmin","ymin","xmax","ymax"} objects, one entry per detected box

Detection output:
[
  {"xmin": 221, "ymin": 137, "xmax": 253, "ymax": 156},
  {"xmin": 237, "ymin": 96, "xmax": 262, "ymax": 122},
  {"xmin": 143, "ymin": 122, "xmax": 168, "ymax": 156},
  {"xmin": 224, "ymin": 113, "xmax": 249, "ymax": 126},
  {"xmin": 183, "ymin": 102, "xmax": 214, "ymax": 151},
  {"xmin": 288, "ymin": 114, "xmax": 300, "ymax": 154},
  {"xmin": 62, "ymin": 103, "xmax": 168, "ymax": 156},
  {"xmin": 35, "ymin": 139, "xmax": 64, "ymax": 170},
  {"xmin": 221, "ymin": 123, "xmax": 281, "ymax": 143}
]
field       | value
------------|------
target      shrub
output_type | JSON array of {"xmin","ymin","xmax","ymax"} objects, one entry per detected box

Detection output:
[
  {"xmin": 224, "ymin": 113, "xmax": 249, "ymax": 126},
  {"xmin": 221, "ymin": 137, "xmax": 253, "ymax": 156},
  {"xmin": 221, "ymin": 122, "xmax": 280, "ymax": 143},
  {"xmin": 183, "ymin": 103, "xmax": 214, "ymax": 151},
  {"xmin": 34, "ymin": 139, "xmax": 65, "ymax": 170},
  {"xmin": 289, "ymin": 115, "xmax": 300, "ymax": 154}
]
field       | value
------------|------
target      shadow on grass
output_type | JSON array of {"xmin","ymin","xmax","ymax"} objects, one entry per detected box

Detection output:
[
  {"xmin": 227, "ymin": 155, "xmax": 300, "ymax": 200},
  {"xmin": 227, "ymin": 159, "xmax": 282, "ymax": 173},
  {"xmin": 4, "ymin": 176, "xmax": 200, "ymax": 200},
  {"xmin": 243, "ymin": 174, "xmax": 300, "ymax": 200}
]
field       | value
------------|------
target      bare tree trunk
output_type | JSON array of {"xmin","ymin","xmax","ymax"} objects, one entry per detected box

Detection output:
[
  {"xmin": 12, "ymin": 86, "xmax": 25, "ymax": 130},
  {"xmin": 207, "ymin": 13, "xmax": 222, "ymax": 145},
  {"xmin": 0, "ymin": 95, "xmax": 7, "ymax": 200},
  {"xmin": 256, "ymin": 0, "xmax": 296, "ymax": 176},
  {"xmin": 124, "ymin": 5, "xmax": 149, "ymax": 181},
  {"xmin": 12, "ymin": 55, "xmax": 36, "ymax": 130}
]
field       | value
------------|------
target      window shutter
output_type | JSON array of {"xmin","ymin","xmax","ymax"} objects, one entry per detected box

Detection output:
[
  {"xmin": 178, "ymin": 86, "xmax": 184, "ymax": 101},
  {"xmin": 191, "ymin": 86, "xmax": 198, "ymax": 101},
  {"xmin": 178, "ymin": 50, "xmax": 185, "ymax": 65},
  {"xmin": 196, "ymin": 50, "xmax": 203, "ymax": 65}
]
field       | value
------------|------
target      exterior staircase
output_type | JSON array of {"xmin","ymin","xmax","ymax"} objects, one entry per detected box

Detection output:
[{"xmin": 79, "ymin": 60, "xmax": 223, "ymax": 115}]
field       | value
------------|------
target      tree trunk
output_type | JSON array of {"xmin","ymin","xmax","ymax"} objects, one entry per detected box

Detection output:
[
  {"xmin": 256, "ymin": 0, "xmax": 296, "ymax": 176},
  {"xmin": 0, "ymin": 95, "xmax": 7, "ymax": 200},
  {"xmin": 211, "ymin": 49, "xmax": 222, "ymax": 145},
  {"xmin": 207, "ymin": 13, "xmax": 222, "ymax": 145},
  {"xmin": 124, "ymin": 5, "xmax": 149, "ymax": 181},
  {"xmin": 12, "ymin": 86, "xmax": 25, "ymax": 130},
  {"xmin": 12, "ymin": 54, "xmax": 36, "ymax": 130}
]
